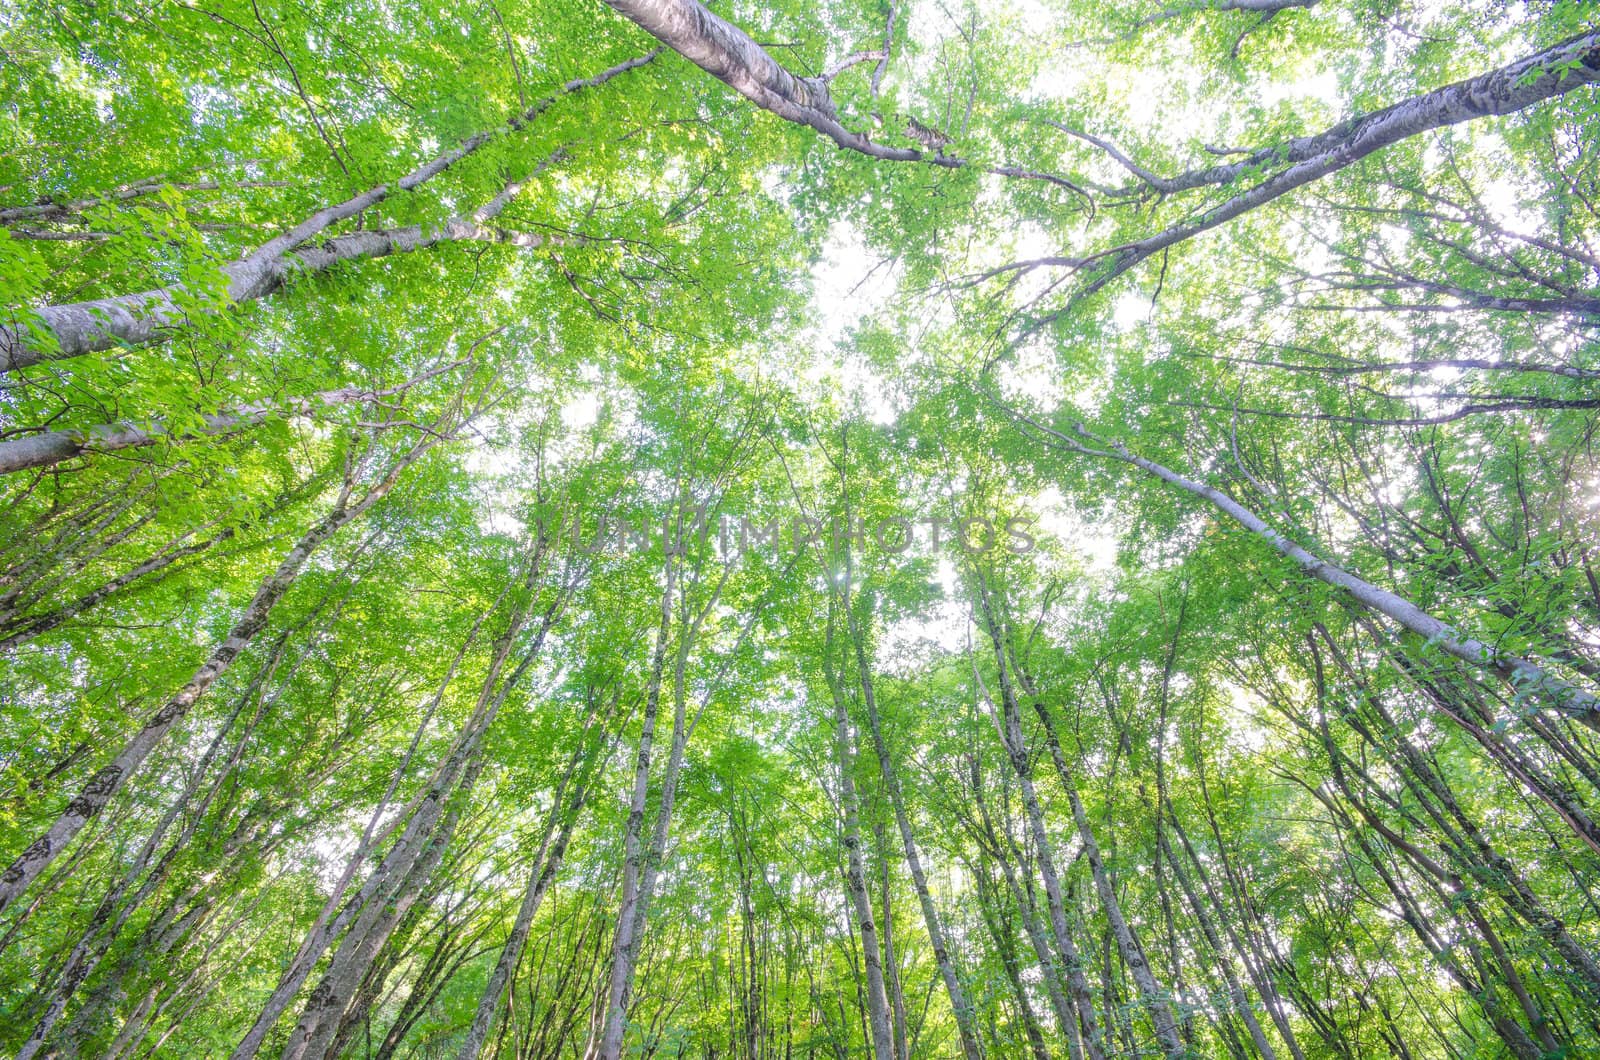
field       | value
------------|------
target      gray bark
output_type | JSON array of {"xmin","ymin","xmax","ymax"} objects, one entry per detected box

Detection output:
[
  {"xmin": 455, "ymin": 716, "xmax": 606, "ymax": 1060},
  {"xmin": 0, "ymin": 358, "xmax": 467, "ymax": 475},
  {"xmin": 0, "ymin": 432, "xmax": 444, "ymax": 916},
  {"xmin": 821, "ymin": 617, "xmax": 899, "ymax": 1060},
  {"xmin": 1113, "ymin": 30, "xmax": 1598, "ymax": 196},
  {"xmin": 1157, "ymin": 822, "xmax": 1281, "ymax": 1060},
  {"xmin": 593, "ymin": 552, "xmax": 738, "ymax": 1060},
  {"xmin": 226, "ymin": 580, "xmax": 512, "ymax": 1060},
  {"xmin": 279, "ymin": 545, "xmax": 569, "ymax": 1060},
  {"xmin": 1027, "ymin": 417, "xmax": 1600, "ymax": 727},
  {"xmin": 1019, "ymin": 32, "xmax": 1600, "ymax": 301},
  {"xmin": 1033, "ymin": 707, "xmax": 1186, "ymax": 1059},
  {"xmin": 0, "ymin": 523, "xmax": 234, "ymax": 652},
  {"xmin": 969, "ymin": 760, "xmax": 1081, "ymax": 1057},
  {"xmin": 0, "ymin": 178, "xmax": 288, "ymax": 226},
  {"xmin": 600, "ymin": 0, "xmax": 930, "ymax": 162},
  {"xmin": 842, "ymin": 601, "xmax": 985, "ymax": 1060},
  {"xmin": 590, "ymin": 563, "xmax": 677, "ymax": 1060},
  {"xmin": 0, "ymin": 54, "xmax": 654, "ymax": 372},
  {"xmin": 15, "ymin": 575, "xmax": 363, "ymax": 1060},
  {"xmin": 972, "ymin": 584, "xmax": 1107, "ymax": 1060}
]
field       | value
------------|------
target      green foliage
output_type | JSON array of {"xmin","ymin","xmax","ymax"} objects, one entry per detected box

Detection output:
[{"xmin": 3, "ymin": 0, "xmax": 1600, "ymax": 1057}]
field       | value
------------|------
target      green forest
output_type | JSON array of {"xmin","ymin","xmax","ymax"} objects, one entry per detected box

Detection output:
[{"xmin": 1, "ymin": 0, "xmax": 1597, "ymax": 1056}]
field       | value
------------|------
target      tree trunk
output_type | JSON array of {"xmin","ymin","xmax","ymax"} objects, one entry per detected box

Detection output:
[
  {"xmin": 1036, "ymin": 421, "xmax": 1600, "ymax": 726},
  {"xmin": 1027, "ymin": 692, "xmax": 1186, "ymax": 1059},
  {"xmin": 0, "ymin": 432, "xmax": 441, "ymax": 915},
  {"xmin": 227, "ymin": 578, "xmax": 510, "ymax": 1060},
  {"xmin": 598, "ymin": 0, "xmax": 1599, "ymax": 299},
  {"xmin": 279, "ymin": 566, "xmax": 565, "ymax": 1060},
  {"xmin": 820, "ymin": 613, "xmax": 898, "ymax": 1060},
  {"xmin": 973, "ymin": 575, "xmax": 1108, "ymax": 1060},
  {"xmin": 842, "ymin": 603, "xmax": 985, "ymax": 1060},
  {"xmin": 457, "ymin": 699, "xmax": 612, "ymax": 1060},
  {"xmin": 591, "ymin": 563, "xmax": 677, "ymax": 1060}
]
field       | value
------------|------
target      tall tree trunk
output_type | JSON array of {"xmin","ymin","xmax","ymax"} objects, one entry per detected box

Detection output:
[
  {"xmin": 841, "ymin": 600, "xmax": 985, "ymax": 1060},
  {"xmin": 820, "ymin": 610, "xmax": 898, "ymax": 1060},
  {"xmin": 970, "ymin": 862, "xmax": 1052, "ymax": 1060},
  {"xmin": 597, "ymin": 0, "xmax": 1600, "ymax": 298},
  {"xmin": 1029, "ymin": 419, "xmax": 1600, "ymax": 726},
  {"xmin": 592, "ymin": 527, "xmax": 749, "ymax": 1060},
  {"xmin": 871, "ymin": 815, "xmax": 910, "ymax": 1060},
  {"xmin": 227, "ymin": 578, "xmax": 512, "ymax": 1060},
  {"xmin": 13, "ymin": 571, "xmax": 365, "ymax": 1059},
  {"xmin": 972, "ymin": 574, "xmax": 1109, "ymax": 1060},
  {"xmin": 1025, "ymin": 689, "xmax": 1186, "ymax": 1059},
  {"xmin": 591, "ymin": 563, "xmax": 678, "ymax": 1060},
  {"xmin": 279, "ymin": 563, "xmax": 567, "ymax": 1060},
  {"xmin": 967, "ymin": 756, "xmax": 1080, "ymax": 1057},
  {"xmin": 0, "ymin": 520, "xmax": 238, "ymax": 653},
  {"xmin": 456, "ymin": 697, "xmax": 614, "ymax": 1060},
  {"xmin": 1157, "ymin": 819, "xmax": 1280, "ymax": 1060},
  {"xmin": 0, "ymin": 430, "xmax": 444, "ymax": 915}
]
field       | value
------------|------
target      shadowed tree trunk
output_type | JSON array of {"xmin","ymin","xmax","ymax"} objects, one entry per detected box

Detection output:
[{"xmin": 0, "ymin": 423, "xmax": 457, "ymax": 917}]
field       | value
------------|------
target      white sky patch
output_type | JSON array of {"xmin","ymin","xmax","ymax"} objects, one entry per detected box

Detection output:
[
  {"xmin": 813, "ymin": 221, "xmax": 898, "ymax": 345},
  {"xmin": 1478, "ymin": 177, "xmax": 1542, "ymax": 233},
  {"xmin": 801, "ymin": 221, "xmax": 907, "ymax": 423},
  {"xmin": 481, "ymin": 509, "xmax": 525, "ymax": 536},
  {"xmin": 878, "ymin": 600, "xmax": 970, "ymax": 674},
  {"xmin": 561, "ymin": 390, "xmax": 600, "ymax": 431},
  {"xmin": 877, "ymin": 558, "xmax": 970, "ymax": 674},
  {"xmin": 1259, "ymin": 68, "xmax": 1343, "ymax": 110},
  {"xmin": 1111, "ymin": 290, "xmax": 1149, "ymax": 332},
  {"xmin": 991, "ymin": 222, "xmax": 1071, "ymax": 310},
  {"xmin": 1029, "ymin": 487, "xmax": 1119, "ymax": 574},
  {"xmin": 1027, "ymin": 62, "xmax": 1088, "ymax": 104}
]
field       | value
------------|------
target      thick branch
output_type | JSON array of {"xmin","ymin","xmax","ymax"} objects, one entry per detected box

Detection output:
[
  {"xmin": 1023, "ymin": 32, "xmax": 1600, "ymax": 310},
  {"xmin": 0, "ymin": 359, "xmax": 470, "ymax": 475},
  {"xmin": 1095, "ymin": 30, "xmax": 1598, "ymax": 197},
  {"xmin": 1009, "ymin": 410, "xmax": 1600, "ymax": 728},
  {"xmin": 600, "ymin": 0, "xmax": 936, "ymax": 163},
  {"xmin": 0, "ymin": 53, "xmax": 655, "ymax": 372}
]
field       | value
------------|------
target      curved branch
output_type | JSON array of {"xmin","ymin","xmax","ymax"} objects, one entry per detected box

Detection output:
[
  {"xmin": 599, "ymin": 0, "xmax": 937, "ymax": 163},
  {"xmin": 1021, "ymin": 32, "xmax": 1600, "ymax": 315},
  {"xmin": 823, "ymin": 50, "xmax": 884, "ymax": 82}
]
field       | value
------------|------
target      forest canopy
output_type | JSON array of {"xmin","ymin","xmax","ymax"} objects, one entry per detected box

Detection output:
[{"xmin": 2, "ymin": 0, "xmax": 1598, "ymax": 1057}]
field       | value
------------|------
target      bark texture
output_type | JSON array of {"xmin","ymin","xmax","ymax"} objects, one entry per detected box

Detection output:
[
  {"xmin": 0, "ymin": 359, "xmax": 466, "ymax": 475},
  {"xmin": 0, "ymin": 54, "xmax": 654, "ymax": 372},
  {"xmin": 0, "ymin": 433, "xmax": 447, "ymax": 916}
]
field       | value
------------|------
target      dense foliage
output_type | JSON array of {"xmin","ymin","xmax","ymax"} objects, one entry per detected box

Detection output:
[{"xmin": 2, "ymin": 1, "xmax": 1598, "ymax": 1057}]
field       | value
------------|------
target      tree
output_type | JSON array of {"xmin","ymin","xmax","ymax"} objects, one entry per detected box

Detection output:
[{"xmin": 4, "ymin": 1, "xmax": 1599, "ymax": 1057}]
